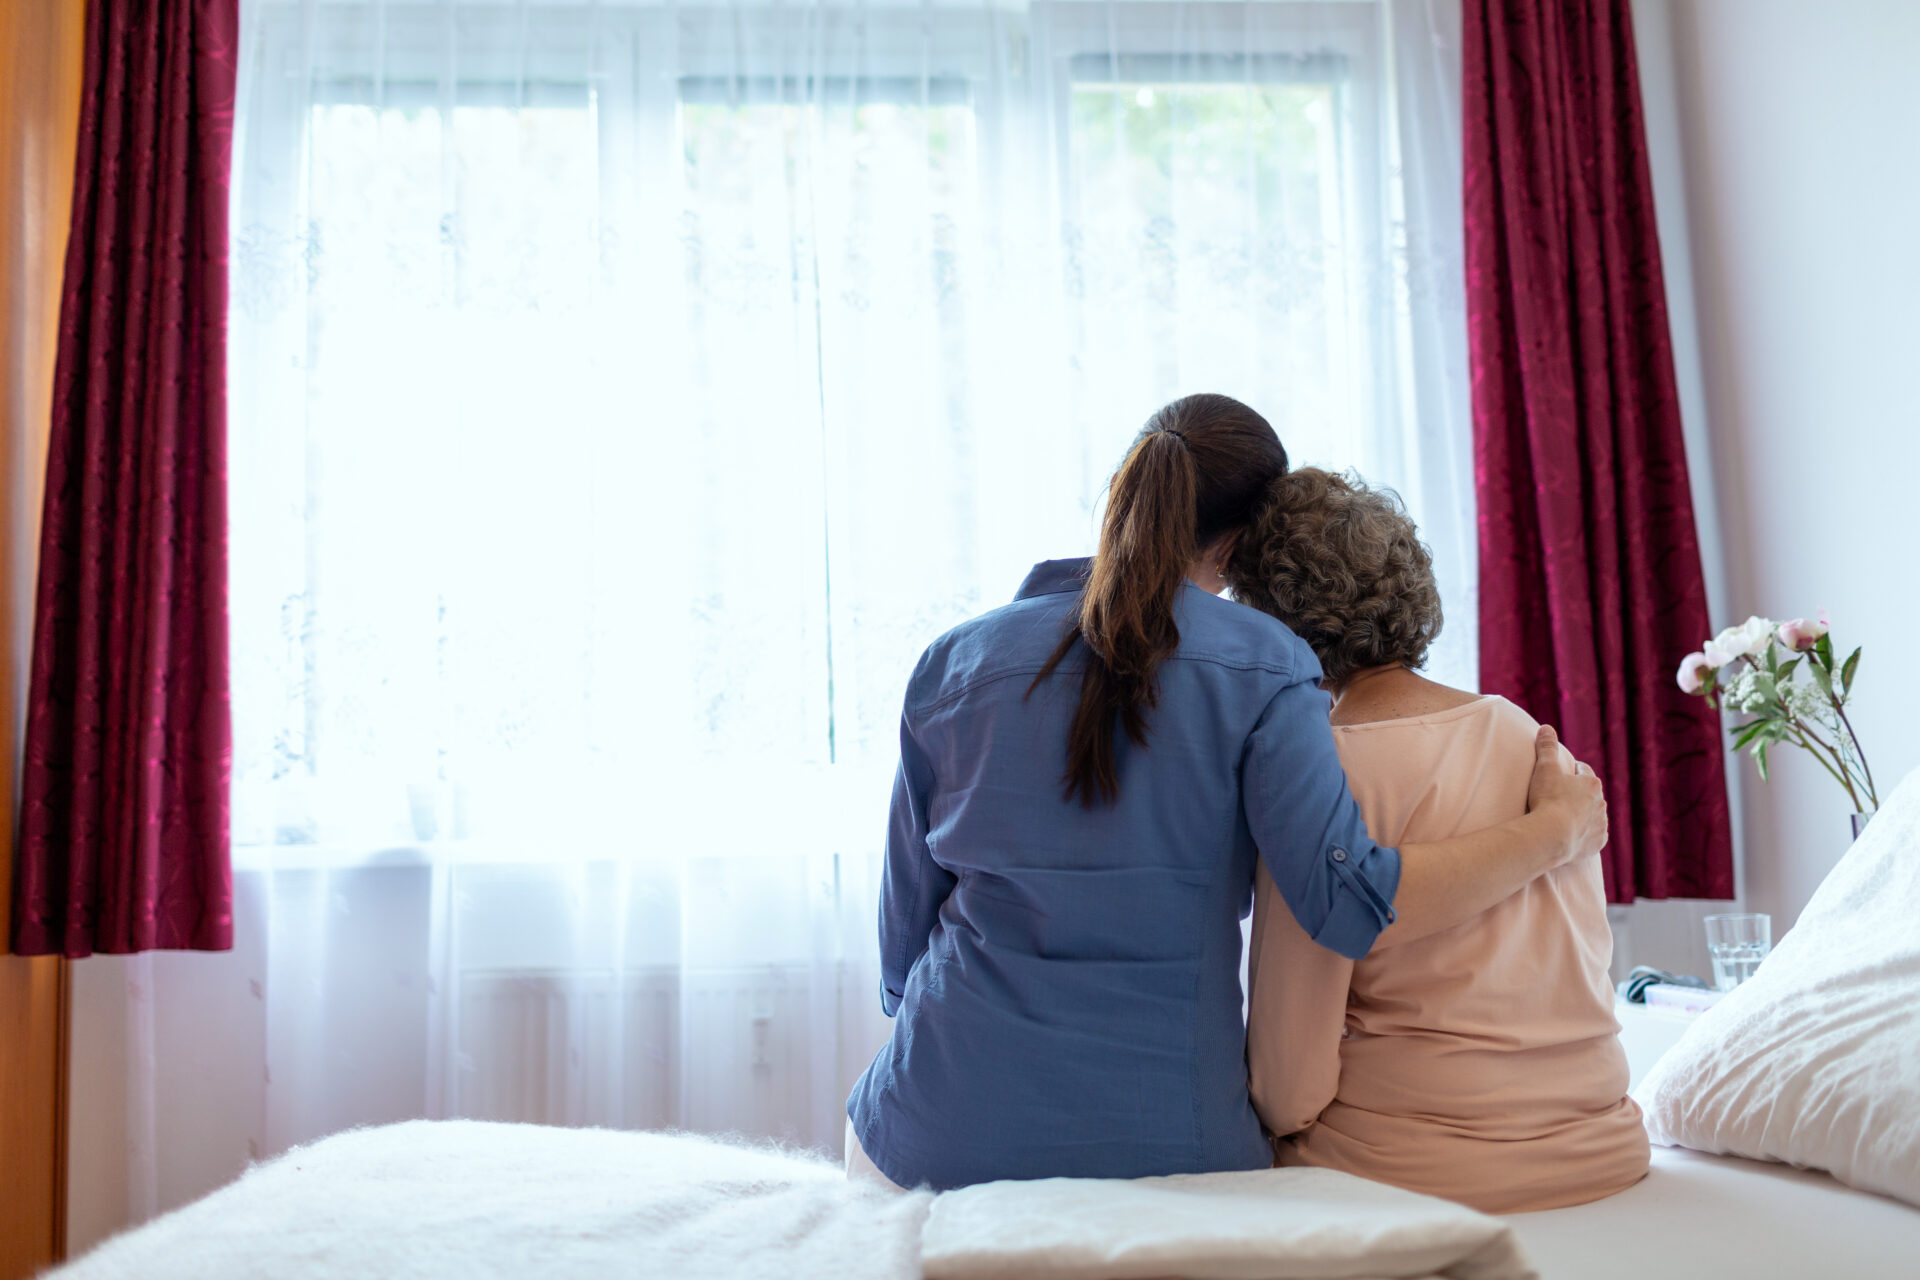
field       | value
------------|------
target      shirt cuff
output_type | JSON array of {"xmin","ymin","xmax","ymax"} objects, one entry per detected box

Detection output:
[
  {"xmin": 1311, "ymin": 842, "xmax": 1402, "ymax": 960},
  {"xmin": 880, "ymin": 980, "xmax": 902, "ymax": 1018}
]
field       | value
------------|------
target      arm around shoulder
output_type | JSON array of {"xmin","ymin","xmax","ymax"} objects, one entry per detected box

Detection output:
[{"xmin": 1242, "ymin": 679, "xmax": 1401, "ymax": 962}]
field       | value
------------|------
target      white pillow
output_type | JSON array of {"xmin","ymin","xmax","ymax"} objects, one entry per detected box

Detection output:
[{"xmin": 1633, "ymin": 767, "xmax": 1920, "ymax": 1206}]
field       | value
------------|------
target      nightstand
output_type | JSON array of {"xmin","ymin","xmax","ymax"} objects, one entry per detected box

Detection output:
[{"xmin": 1615, "ymin": 999, "xmax": 1701, "ymax": 1091}]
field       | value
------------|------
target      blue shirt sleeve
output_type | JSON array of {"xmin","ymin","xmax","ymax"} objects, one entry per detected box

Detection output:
[
  {"xmin": 1242, "ymin": 678, "xmax": 1401, "ymax": 960},
  {"xmin": 878, "ymin": 711, "xmax": 957, "ymax": 1016}
]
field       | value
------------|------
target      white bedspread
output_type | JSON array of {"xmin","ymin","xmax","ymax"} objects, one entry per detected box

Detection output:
[
  {"xmin": 1505, "ymin": 1146, "xmax": 1920, "ymax": 1279},
  {"xmin": 51, "ymin": 1120, "xmax": 1533, "ymax": 1280}
]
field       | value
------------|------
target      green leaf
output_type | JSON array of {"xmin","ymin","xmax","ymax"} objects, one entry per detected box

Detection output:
[
  {"xmin": 1731, "ymin": 719, "xmax": 1771, "ymax": 750},
  {"xmin": 1764, "ymin": 643, "xmax": 1779, "ymax": 674},
  {"xmin": 1808, "ymin": 662, "xmax": 1833, "ymax": 699},
  {"xmin": 1842, "ymin": 647, "xmax": 1862, "ymax": 695},
  {"xmin": 1756, "ymin": 741, "xmax": 1771, "ymax": 781},
  {"xmin": 1776, "ymin": 656, "xmax": 1802, "ymax": 684},
  {"xmin": 1815, "ymin": 633, "xmax": 1835, "ymax": 669}
]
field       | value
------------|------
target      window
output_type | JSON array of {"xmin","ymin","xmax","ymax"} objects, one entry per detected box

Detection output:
[
  {"xmin": 221, "ymin": 0, "xmax": 1470, "ymax": 1156},
  {"xmin": 230, "ymin": 1, "xmax": 1469, "ymax": 864}
]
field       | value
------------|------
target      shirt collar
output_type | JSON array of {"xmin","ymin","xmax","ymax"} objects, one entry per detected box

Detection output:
[{"xmin": 1014, "ymin": 557, "xmax": 1092, "ymax": 601}]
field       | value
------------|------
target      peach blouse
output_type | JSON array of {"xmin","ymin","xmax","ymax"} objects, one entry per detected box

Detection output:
[{"xmin": 1246, "ymin": 695, "xmax": 1649, "ymax": 1213}]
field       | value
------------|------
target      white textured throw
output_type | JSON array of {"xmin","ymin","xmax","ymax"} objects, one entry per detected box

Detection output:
[
  {"xmin": 53, "ymin": 1120, "xmax": 1539, "ymax": 1280},
  {"xmin": 1635, "ymin": 766, "xmax": 1920, "ymax": 1208},
  {"xmin": 923, "ymin": 1167, "xmax": 1535, "ymax": 1280},
  {"xmin": 52, "ymin": 1121, "xmax": 933, "ymax": 1280}
]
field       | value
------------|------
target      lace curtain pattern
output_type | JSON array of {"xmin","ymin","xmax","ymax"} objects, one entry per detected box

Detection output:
[
  {"xmin": 199, "ymin": 0, "xmax": 1474, "ymax": 1167},
  {"xmin": 1463, "ymin": 0, "xmax": 1732, "ymax": 901}
]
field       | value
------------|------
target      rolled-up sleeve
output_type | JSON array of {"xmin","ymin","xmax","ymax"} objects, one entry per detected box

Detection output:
[
  {"xmin": 878, "ymin": 711, "xmax": 956, "ymax": 1016},
  {"xmin": 1242, "ymin": 679, "xmax": 1400, "ymax": 960}
]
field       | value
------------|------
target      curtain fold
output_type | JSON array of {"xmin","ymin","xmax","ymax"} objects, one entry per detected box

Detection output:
[
  {"xmin": 11, "ymin": 0, "xmax": 241, "ymax": 957},
  {"xmin": 1463, "ymin": 0, "xmax": 1732, "ymax": 900}
]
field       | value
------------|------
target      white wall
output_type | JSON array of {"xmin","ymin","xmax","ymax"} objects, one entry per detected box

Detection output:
[
  {"xmin": 1604, "ymin": 0, "xmax": 1747, "ymax": 983},
  {"xmin": 1637, "ymin": 0, "xmax": 1920, "ymax": 941}
]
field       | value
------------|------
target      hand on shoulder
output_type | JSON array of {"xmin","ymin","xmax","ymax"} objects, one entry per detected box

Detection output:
[{"xmin": 1526, "ymin": 726, "xmax": 1608, "ymax": 867}]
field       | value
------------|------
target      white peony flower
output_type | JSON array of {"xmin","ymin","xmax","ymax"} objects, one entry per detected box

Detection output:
[
  {"xmin": 1704, "ymin": 616, "xmax": 1774, "ymax": 667},
  {"xmin": 1734, "ymin": 615, "xmax": 1775, "ymax": 656}
]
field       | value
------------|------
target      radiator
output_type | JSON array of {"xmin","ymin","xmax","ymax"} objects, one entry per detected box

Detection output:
[{"xmin": 452, "ymin": 963, "xmax": 887, "ymax": 1150}]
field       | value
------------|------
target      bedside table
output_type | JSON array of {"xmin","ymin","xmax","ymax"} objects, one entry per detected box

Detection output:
[{"xmin": 1615, "ymin": 999, "xmax": 1701, "ymax": 1091}]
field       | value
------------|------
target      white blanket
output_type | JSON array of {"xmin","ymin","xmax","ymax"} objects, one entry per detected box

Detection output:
[{"xmin": 52, "ymin": 1120, "xmax": 1534, "ymax": 1280}]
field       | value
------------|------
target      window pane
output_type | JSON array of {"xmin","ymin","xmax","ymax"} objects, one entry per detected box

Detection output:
[{"xmin": 1068, "ymin": 75, "xmax": 1364, "ymax": 467}]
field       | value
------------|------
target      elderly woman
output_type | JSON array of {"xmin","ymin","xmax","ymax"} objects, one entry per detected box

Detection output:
[{"xmin": 1226, "ymin": 469, "xmax": 1649, "ymax": 1214}]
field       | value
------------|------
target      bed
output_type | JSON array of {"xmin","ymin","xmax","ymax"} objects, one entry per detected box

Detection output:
[
  {"xmin": 53, "ymin": 771, "xmax": 1920, "ymax": 1278},
  {"xmin": 1504, "ymin": 1146, "xmax": 1920, "ymax": 1278},
  {"xmin": 45, "ymin": 1117, "xmax": 1920, "ymax": 1280}
]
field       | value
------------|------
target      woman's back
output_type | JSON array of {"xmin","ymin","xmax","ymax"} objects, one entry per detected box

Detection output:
[
  {"xmin": 1246, "ymin": 694, "xmax": 1649, "ymax": 1213},
  {"xmin": 847, "ymin": 558, "xmax": 1401, "ymax": 1190}
]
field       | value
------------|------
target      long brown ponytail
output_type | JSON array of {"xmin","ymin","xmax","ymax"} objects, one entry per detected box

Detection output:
[{"xmin": 1033, "ymin": 394, "xmax": 1288, "ymax": 806}]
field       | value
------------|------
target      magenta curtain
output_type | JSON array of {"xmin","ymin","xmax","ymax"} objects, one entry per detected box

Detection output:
[
  {"xmin": 1464, "ymin": 0, "xmax": 1732, "ymax": 901},
  {"xmin": 10, "ymin": 0, "xmax": 239, "ymax": 956}
]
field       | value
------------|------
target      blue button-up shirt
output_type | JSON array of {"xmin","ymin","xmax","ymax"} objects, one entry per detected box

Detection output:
[{"xmin": 846, "ymin": 558, "xmax": 1401, "ymax": 1189}]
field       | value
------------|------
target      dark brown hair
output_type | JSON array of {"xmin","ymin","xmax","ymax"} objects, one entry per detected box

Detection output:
[
  {"xmin": 1034, "ymin": 394, "xmax": 1288, "ymax": 806},
  {"xmin": 1224, "ymin": 467, "xmax": 1443, "ymax": 686}
]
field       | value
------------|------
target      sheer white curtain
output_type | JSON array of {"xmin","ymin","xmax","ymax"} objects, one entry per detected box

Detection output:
[{"xmin": 202, "ymin": 0, "xmax": 1471, "ymax": 1170}]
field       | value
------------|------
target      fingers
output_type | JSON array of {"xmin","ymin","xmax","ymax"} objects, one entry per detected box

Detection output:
[
  {"xmin": 1534, "ymin": 725, "xmax": 1570, "ymax": 771},
  {"xmin": 1526, "ymin": 724, "xmax": 1610, "ymax": 861}
]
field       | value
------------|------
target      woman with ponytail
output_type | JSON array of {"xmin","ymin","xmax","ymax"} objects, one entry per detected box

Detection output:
[{"xmin": 844, "ymin": 394, "xmax": 1607, "ymax": 1191}]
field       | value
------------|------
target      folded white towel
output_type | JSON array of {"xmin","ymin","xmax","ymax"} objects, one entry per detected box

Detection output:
[{"xmin": 923, "ymin": 1166, "xmax": 1536, "ymax": 1280}]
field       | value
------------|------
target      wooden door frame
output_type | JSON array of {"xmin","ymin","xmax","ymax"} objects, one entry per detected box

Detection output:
[
  {"xmin": 0, "ymin": 955, "xmax": 71, "ymax": 1275},
  {"xmin": 2, "ymin": 0, "xmax": 84, "ymax": 1272}
]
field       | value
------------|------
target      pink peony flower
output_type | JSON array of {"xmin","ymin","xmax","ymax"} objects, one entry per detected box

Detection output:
[
  {"xmin": 1677, "ymin": 651, "xmax": 1714, "ymax": 694},
  {"xmin": 1777, "ymin": 616, "xmax": 1829, "ymax": 652}
]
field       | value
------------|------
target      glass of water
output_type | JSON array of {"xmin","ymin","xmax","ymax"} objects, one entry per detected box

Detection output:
[{"xmin": 1704, "ymin": 913, "xmax": 1772, "ymax": 990}]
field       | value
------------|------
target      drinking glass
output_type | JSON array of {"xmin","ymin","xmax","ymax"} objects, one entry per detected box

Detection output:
[{"xmin": 1704, "ymin": 913, "xmax": 1772, "ymax": 991}]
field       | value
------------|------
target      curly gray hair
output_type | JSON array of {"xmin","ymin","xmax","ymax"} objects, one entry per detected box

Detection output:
[{"xmin": 1224, "ymin": 467, "xmax": 1444, "ymax": 686}]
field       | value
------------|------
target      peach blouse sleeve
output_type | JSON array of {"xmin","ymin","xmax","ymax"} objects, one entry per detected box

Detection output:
[{"xmin": 1245, "ymin": 864, "xmax": 1354, "ymax": 1139}]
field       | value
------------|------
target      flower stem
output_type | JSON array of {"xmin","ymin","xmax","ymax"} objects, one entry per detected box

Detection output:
[
  {"xmin": 1830, "ymin": 697, "xmax": 1880, "ymax": 810},
  {"xmin": 1783, "ymin": 721, "xmax": 1861, "ymax": 807}
]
